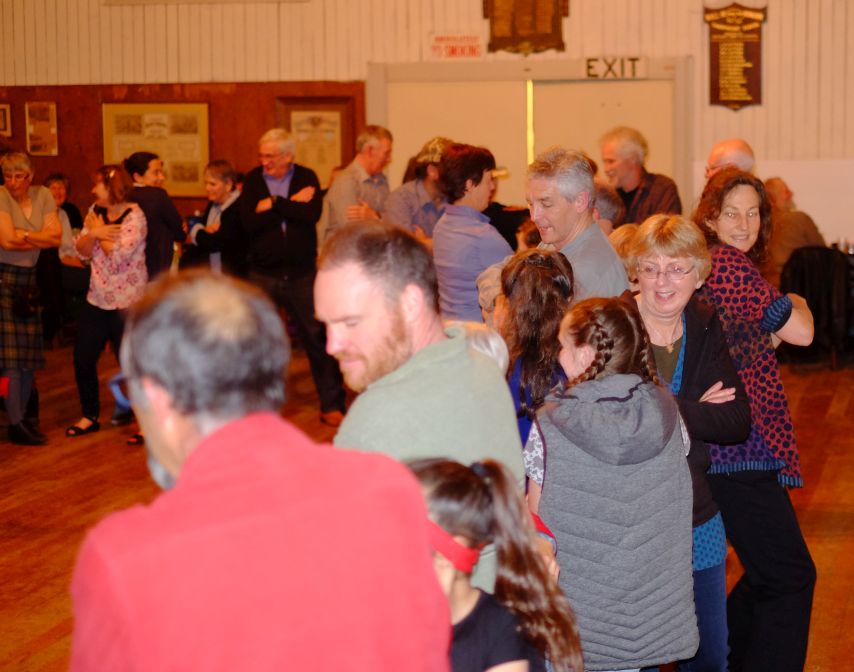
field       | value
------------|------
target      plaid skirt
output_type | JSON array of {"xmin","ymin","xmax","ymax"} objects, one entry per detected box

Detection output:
[{"xmin": 0, "ymin": 262, "xmax": 45, "ymax": 370}]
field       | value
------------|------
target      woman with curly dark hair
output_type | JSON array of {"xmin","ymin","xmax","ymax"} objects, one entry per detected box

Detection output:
[
  {"xmin": 494, "ymin": 249, "xmax": 574, "ymax": 492},
  {"xmin": 410, "ymin": 457, "xmax": 582, "ymax": 672},
  {"xmin": 531, "ymin": 297, "xmax": 698, "ymax": 671},
  {"xmin": 693, "ymin": 168, "xmax": 815, "ymax": 672}
]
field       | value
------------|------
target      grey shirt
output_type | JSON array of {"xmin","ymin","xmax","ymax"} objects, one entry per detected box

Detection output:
[
  {"xmin": 476, "ymin": 221, "xmax": 629, "ymax": 318},
  {"xmin": 317, "ymin": 159, "xmax": 389, "ymax": 244},
  {"xmin": 334, "ymin": 325, "xmax": 524, "ymax": 593},
  {"xmin": 0, "ymin": 185, "xmax": 56, "ymax": 267}
]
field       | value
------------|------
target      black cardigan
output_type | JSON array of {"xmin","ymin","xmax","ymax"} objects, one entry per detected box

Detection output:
[
  {"xmin": 192, "ymin": 196, "xmax": 249, "ymax": 277},
  {"xmin": 132, "ymin": 186, "xmax": 184, "ymax": 280},
  {"xmin": 675, "ymin": 296, "xmax": 751, "ymax": 527},
  {"xmin": 241, "ymin": 164, "xmax": 322, "ymax": 276}
]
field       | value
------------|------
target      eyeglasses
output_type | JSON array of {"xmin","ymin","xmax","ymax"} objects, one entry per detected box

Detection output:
[
  {"xmin": 258, "ymin": 152, "xmax": 283, "ymax": 161},
  {"xmin": 637, "ymin": 263, "xmax": 695, "ymax": 281}
]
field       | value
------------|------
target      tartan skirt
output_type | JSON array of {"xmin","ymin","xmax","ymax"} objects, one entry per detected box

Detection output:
[{"xmin": 0, "ymin": 262, "xmax": 45, "ymax": 370}]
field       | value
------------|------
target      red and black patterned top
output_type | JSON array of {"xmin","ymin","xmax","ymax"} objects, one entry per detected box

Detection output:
[{"xmin": 697, "ymin": 244, "xmax": 802, "ymax": 487}]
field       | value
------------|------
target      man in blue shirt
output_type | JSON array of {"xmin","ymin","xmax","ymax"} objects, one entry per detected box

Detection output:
[{"xmin": 383, "ymin": 136, "xmax": 451, "ymax": 242}]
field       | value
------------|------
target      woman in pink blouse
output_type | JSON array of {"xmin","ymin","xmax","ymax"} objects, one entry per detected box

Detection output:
[{"xmin": 66, "ymin": 165, "xmax": 147, "ymax": 437}]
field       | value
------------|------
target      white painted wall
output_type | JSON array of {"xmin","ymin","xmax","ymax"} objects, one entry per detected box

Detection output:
[{"xmin": 2, "ymin": 0, "xmax": 853, "ymax": 238}]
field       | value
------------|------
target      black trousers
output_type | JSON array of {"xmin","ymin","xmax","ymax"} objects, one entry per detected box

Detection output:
[
  {"xmin": 708, "ymin": 470, "xmax": 816, "ymax": 672},
  {"xmin": 248, "ymin": 269, "xmax": 345, "ymax": 414},
  {"xmin": 73, "ymin": 302, "xmax": 124, "ymax": 420}
]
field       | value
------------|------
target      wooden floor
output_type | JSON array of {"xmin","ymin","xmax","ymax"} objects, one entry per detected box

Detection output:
[{"xmin": 1, "ymin": 343, "xmax": 853, "ymax": 671}]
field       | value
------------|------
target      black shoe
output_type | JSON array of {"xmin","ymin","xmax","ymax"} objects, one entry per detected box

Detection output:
[
  {"xmin": 9, "ymin": 422, "xmax": 47, "ymax": 445},
  {"xmin": 110, "ymin": 408, "xmax": 135, "ymax": 427},
  {"xmin": 21, "ymin": 419, "xmax": 46, "ymax": 442},
  {"xmin": 66, "ymin": 418, "xmax": 101, "ymax": 437}
]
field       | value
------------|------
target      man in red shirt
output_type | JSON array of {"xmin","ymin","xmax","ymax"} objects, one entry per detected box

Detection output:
[{"xmin": 69, "ymin": 270, "xmax": 450, "ymax": 672}]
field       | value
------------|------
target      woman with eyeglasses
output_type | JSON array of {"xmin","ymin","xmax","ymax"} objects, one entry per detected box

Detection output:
[
  {"xmin": 0, "ymin": 152, "xmax": 61, "ymax": 445},
  {"xmin": 66, "ymin": 165, "xmax": 147, "ymax": 437},
  {"xmin": 627, "ymin": 214, "xmax": 750, "ymax": 672},
  {"xmin": 693, "ymin": 169, "xmax": 815, "ymax": 672}
]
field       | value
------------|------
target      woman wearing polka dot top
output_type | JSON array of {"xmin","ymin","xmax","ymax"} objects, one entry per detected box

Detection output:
[{"xmin": 694, "ymin": 168, "xmax": 815, "ymax": 672}]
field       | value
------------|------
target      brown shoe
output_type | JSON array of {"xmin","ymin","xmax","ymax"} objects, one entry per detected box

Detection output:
[{"xmin": 319, "ymin": 410, "xmax": 344, "ymax": 428}]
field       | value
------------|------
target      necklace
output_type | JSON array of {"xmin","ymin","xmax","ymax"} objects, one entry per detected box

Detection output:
[{"xmin": 644, "ymin": 318, "xmax": 683, "ymax": 354}]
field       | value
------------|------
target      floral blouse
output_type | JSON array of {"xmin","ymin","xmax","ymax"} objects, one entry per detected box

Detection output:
[{"xmin": 77, "ymin": 205, "xmax": 148, "ymax": 311}]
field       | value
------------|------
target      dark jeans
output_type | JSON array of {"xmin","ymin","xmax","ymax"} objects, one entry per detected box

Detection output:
[
  {"xmin": 73, "ymin": 302, "xmax": 124, "ymax": 420},
  {"xmin": 708, "ymin": 470, "xmax": 816, "ymax": 672},
  {"xmin": 248, "ymin": 269, "xmax": 344, "ymax": 414}
]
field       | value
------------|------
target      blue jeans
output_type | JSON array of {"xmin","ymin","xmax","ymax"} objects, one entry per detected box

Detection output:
[{"xmin": 679, "ymin": 562, "xmax": 728, "ymax": 672}]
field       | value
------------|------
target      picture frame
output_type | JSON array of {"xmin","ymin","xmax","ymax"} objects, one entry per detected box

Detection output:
[
  {"xmin": 0, "ymin": 104, "xmax": 11, "ymax": 137},
  {"xmin": 26, "ymin": 102, "xmax": 58, "ymax": 155},
  {"xmin": 102, "ymin": 102, "xmax": 209, "ymax": 197}
]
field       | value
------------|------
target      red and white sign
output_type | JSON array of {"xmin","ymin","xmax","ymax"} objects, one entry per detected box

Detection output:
[{"xmin": 429, "ymin": 34, "xmax": 484, "ymax": 60}]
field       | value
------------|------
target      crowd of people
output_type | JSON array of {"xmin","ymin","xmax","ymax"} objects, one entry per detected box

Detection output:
[{"xmin": 0, "ymin": 125, "xmax": 822, "ymax": 672}]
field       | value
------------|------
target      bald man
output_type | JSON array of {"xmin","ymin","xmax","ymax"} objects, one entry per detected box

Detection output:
[{"xmin": 705, "ymin": 139, "xmax": 755, "ymax": 179}]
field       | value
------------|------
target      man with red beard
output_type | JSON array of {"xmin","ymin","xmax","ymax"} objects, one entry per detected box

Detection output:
[{"xmin": 314, "ymin": 222, "xmax": 523, "ymax": 589}]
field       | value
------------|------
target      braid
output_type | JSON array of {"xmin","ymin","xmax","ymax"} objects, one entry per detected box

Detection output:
[
  {"xmin": 566, "ymin": 309, "xmax": 613, "ymax": 387},
  {"xmin": 562, "ymin": 297, "xmax": 661, "ymax": 385}
]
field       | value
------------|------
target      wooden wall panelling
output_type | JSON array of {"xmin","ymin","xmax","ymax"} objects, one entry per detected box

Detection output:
[
  {"xmin": 42, "ymin": 0, "xmax": 58, "ymax": 84},
  {"xmin": 791, "ymin": 0, "xmax": 809, "ymax": 159},
  {"xmin": 84, "ymin": 0, "xmax": 98, "ymax": 84},
  {"xmin": 1, "ymin": 1, "xmax": 14, "ymax": 86},
  {"xmin": 767, "ymin": 0, "xmax": 786, "ymax": 160},
  {"xmin": 1, "ymin": 0, "xmax": 854, "ymax": 165},
  {"xmin": 12, "ymin": 0, "xmax": 26, "ymax": 85},
  {"xmin": 825, "ymin": 0, "xmax": 854, "ymax": 159},
  {"xmin": 803, "ymin": 0, "xmax": 820, "ymax": 159},
  {"xmin": 165, "ymin": 4, "xmax": 179, "ymax": 82},
  {"xmin": 847, "ymin": 1, "xmax": 854, "ymax": 156},
  {"xmin": 56, "ymin": 0, "xmax": 70, "ymax": 84},
  {"xmin": 0, "ymin": 81, "xmax": 365, "ymax": 217}
]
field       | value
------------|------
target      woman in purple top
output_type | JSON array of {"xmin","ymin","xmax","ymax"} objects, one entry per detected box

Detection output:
[
  {"xmin": 693, "ymin": 168, "xmax": 815, "ymax": 672},
  {"xmin": 432, "ymin": 144, "xmax": 512, "ymax": 322}
]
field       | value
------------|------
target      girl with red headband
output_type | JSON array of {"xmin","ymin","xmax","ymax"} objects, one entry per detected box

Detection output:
[{"xmin": 409, "ymin": 458, "xmax": 582, "ymax": 672}]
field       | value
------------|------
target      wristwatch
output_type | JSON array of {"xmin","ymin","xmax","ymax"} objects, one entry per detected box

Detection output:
[{"xmin": 22, "ymin": 231, "xmax": 29, "ymax": 241}]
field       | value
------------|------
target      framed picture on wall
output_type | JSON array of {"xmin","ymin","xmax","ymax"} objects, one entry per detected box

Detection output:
[
  {"xmin": 276, "ymin": 97, "xmax": 356, "ymax": 189},
  {"xmin": 102, "ymin": 102, "xmax": 209, "ymax": 197},
  {"xmin": 0, "ymin": 105, "xmax": 11, "ymax": 137},
  {"xmin": 26, "ymin": 102, "xmax": 58, "ymax": 155}
]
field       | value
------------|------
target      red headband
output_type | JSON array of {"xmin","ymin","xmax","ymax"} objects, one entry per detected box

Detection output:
[{"xmin": 427, "ymin": 520, "xmax": 483, "ymax": 573}]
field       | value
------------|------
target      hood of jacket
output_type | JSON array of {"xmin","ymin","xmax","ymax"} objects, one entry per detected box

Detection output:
[{"xmin": 540, "ymin": 373, "xmax": 678, "ymax": 466}]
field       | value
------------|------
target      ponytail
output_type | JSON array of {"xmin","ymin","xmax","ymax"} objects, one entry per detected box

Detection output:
[
  {"xmin": 476, "ymin": 461, "xmax": 583, "ymax": 672},
  {"xmin": 411, "ymin": 458, "xmax": 583, "ymax": 672}
]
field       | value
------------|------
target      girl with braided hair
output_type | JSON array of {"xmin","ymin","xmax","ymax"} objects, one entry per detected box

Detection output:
[
  {"xmin": 410, "ymin": 457, "xmax": 583, "ymax": 672},
  {"xmin": 530, "ymin": 297, "xmax": 698, "ymax": 672}
]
